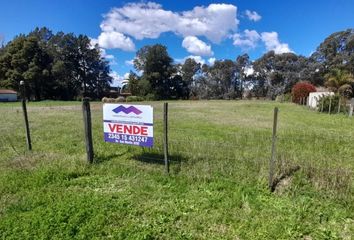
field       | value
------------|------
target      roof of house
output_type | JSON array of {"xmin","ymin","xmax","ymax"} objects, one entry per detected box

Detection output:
[{"xmin": 0, "ymin": 89, "xmax": 17, "ymax": 94}]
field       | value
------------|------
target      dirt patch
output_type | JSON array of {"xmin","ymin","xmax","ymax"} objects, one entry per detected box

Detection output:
[{"xmin": 271, "ymin": 165, "xmax": 300, "ymax": 193}]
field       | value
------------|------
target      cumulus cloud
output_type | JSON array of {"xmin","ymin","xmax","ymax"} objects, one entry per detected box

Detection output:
[
  {"xmin": 208, "ymin": 57, "xmax": 216, "ymax": 65},
  {"xmin": 245, "ymin": 10, "xmax": 261, "ymax": 22},
  {"xmin": 90, "ymin": 38, "xmax": 115, "ymax": 60},
  {"xmin": 232, "ymin": 30, "xmax": 292, "ymax": 54},
  {"xmin": 109, "ymin": 71, "xmax": 130, "ymax": 87},
  {"xmin": 232, "ymin": 29, "xmax": 261, "ymax": 49},
  {"xmin": 100, "ymin": 48, "xmax": 114, "ymax": 59},
  {"xmin": 125, "ymin": 59, "xmax": 135, "ymax": 66},
  {"xmin": 176, "ymin": 55, "xmax": 206, "ymax": 65},
  {"xmin": 97, "ymin": 31, "xmax": 135, "ymax": 51},
  {"xmin": 260, "ymin": 32, "xmax": 292, "ymax": 54},
  {"xmin": 244, "ymin": 66, "xmax": 254, "ymax": 76},
  {"xmin": 100, "ymin": 2, "xmax": 238, "ymax": 44},
  {"xmin": 182, "ymin": 36, "xmax": 213, "ymax": 56}
]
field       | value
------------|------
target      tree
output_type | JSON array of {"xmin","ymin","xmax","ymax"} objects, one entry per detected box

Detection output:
[
  {"xmin": 311, "ymin": 29, "xmax": 354, "ymax": 74},
  {"xmin": 252, "ymin": 51, "xmax": 309, "ymax": 99},
  {"xmin": 127, "ymin": 71, "xmax": 140, "ymax": 95},
  {"xmin": 291, "ymin": 81, "xmax": 316, "ymax": 103},
  {"xmin": 180, "ymin": 58, "xmax": 201, "ymax": 98},
  {"xmin": 235, "ymin": 54, "xmax": 250, "ymax": 98},
  {"xmin": 201, "ymin": 60, "xmax": 236, "ymax": 99},
  {"xmin": 324, "ymin": 68, "xmax": 354, "ymax": 98},
  {"xmin": 0, "ymin": 27, "xmax": 112, "ymax": 100},
  {"xmin": 0, "ymin": 35, "xmax": 52, "ymax": 100},
  {"xmin": 133, "ymin": 44, "xmax": 178, "ymax": 99}
]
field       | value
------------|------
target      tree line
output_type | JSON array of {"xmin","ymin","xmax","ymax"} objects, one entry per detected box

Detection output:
[
  {"xmin": 128, "ymin": 29, "xmax": 354, "ymax": 100},
  {"xmin": 0, "ymin": 28, "xmax": 353, "ymax": 101},
  {"xmin": 0, "ymin": 27, "xmax": 112, "ymax": 100}
]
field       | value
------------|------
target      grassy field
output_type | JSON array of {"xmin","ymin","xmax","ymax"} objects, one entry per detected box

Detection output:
[{"xmin": 0, "ymin": 100, "xmax": 353, "ymax": 239}]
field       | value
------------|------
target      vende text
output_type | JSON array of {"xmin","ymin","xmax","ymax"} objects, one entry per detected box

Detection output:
[{"xmin": 108, "ymin": 123, "xmax": 148, "ymax": 136}]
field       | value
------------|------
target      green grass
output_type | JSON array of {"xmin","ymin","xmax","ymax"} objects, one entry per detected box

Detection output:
[{"xmin": 0, "ymin": 100, "xmax": 353, "ymax": 239}]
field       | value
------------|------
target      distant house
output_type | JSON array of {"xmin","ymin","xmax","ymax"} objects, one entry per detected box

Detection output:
[
  {"xmin": 0, "ymin": 89, "xmax": 18, "ymax": 102},
  {"xmin": 308, "ymin": 91, "xmax": 334, "ymax": 108}
]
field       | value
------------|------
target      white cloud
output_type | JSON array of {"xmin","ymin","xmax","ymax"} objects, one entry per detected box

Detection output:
[
  {"xmin": 124, "ymin": 72, "xmax": 130, "ymax": 79},
  {"xmin": 109, "ymin": 71, "xmax": 129, "ymax": 87},
  {"xmin": 90, "ymin": 38, "xmax": 115, "ymax": 60},
  {"xmin": 100, "ymin": 48, "xmax": 114, "ymax": 59},
  {"xmin": 232, "ymin": 29, "xmax": 261, "ymax": 49},
  {"xmin": 245, "ymin": 10, "xmax": 261, "ymax": 22},
  {"xmin": 90, "ymin": 38, "xmax": 99, "ymax": 47},
  {"xmin": 100, "ymin": 2, "xmax": 238, "ymax": 44},
  {"xmin": 244, "ymin": 66, "xmax": 254, "ymax": 76},
  {"xmin": 260, "ymin": 31, "xmax": 292, "ymax": 54},
  {"xmin": 176, "ymin": 55, "xmax": 205, "ymax": 65},
  {"xmin": 125, "ymin": 59, "xmax": 134, "ymax": 66},
  {"xmin": 208, "ymin": 57, "xmax": 216, "ymax": 65},
  {"xmin": 97, "ymin": 31, "xmax": 135, "ymax": 51},
  {"xmin": 182, "ymin": 36, "xmax": 213, "ymax": 56}
]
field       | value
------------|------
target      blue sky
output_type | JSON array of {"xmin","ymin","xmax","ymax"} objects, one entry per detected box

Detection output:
[{"xmin": 1, "ymin": 0, "xmax": 353, "ymax": 85}]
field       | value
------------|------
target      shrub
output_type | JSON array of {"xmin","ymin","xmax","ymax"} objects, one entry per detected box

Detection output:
[
  {"xmin": 126, "ymin": 96, "xmax": 144, "ymax": 102},
  {"xmin": 144, "ymin": 93, "xmax": 156, "ymax": 101},
  {"xmin": 275, "ymin": 93, "xmax": 292, "ymax": 102},
  {"xmin": 102, "ymin": 97, "xmax": 118, "ymax": 103},
  {"xmin": 317, "ymin": 94, "xmax": 348, "ymax": 114},
  {"xmin": 114, "ymin": 97, "xmax": 126, "ymax": 103},
  {"xmin": 291, "ymin": 82, "xmax": 316, "ymax": 104}
]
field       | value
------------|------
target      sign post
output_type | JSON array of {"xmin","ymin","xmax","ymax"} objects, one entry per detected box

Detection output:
[
  {"xmin": 163, "ymin": 103, "xmax": 169, "ymax": 174},
  {"xmin": 83, "ymin": 98, "xmax": 94, "ymax": 163},
  {"xmin": 103, "ymin": 104, "xmax": 153, "ymax": 147},
  {"xmin": 20, "ymin": 81, "xmax": 32, "ymax": 151},
  {"xmin": 269, "ymin": 107, "xmax": 278, "ymax": 191}
]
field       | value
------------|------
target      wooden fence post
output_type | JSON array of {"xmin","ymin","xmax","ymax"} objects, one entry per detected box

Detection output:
[
  {"xmin": 328, "ymin": 96, "xmax": 332, "ymax": 114},
  {"xmin": 163, "ymin": 102, "xmax": 169, "ymax": 174},
  {"xmin": 337, "ymin": 97, "xmax": 341, "ymax": 114},
  {"xmin": 20, "ymin": 81, "xmax": 32, "ymax": 151},
  {"xmin": 269, "ymin": 107, "xmax": 278, "ymax": 190},
  {"xmin": 82, "ymin": 98, "xmax": 94, "ymax": 163},
  {"xmin": 321, "ymin": 97, "xmax": 324, "ymax": 113},
  {"xmin": 349, "ymin": 103, "xmax": 353, "ymax": 117}
]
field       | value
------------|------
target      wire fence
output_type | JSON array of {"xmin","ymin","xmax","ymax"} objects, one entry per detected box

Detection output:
[
  {"xmin": 1, "ymin": 101, "xmax": 353, "ymax": 193},
  {"xmin": 131, "ymin": 102, "xmax": 354, "ymax": 193}
]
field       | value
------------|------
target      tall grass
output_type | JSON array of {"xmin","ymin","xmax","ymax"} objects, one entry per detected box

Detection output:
[{"xmin": 0, "ymin": 100, "xmax": 353, "ymax": 239}]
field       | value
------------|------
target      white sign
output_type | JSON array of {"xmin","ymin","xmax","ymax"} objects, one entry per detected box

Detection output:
[{"xmin": 103, "ymin": 104, "xmax": 153, "ymax": 147}]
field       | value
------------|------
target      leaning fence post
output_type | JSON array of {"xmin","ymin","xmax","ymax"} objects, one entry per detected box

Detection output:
[
  {"xmin": 337, "ymin": 97, "xmax": 341, "ymax": 114},
  {"xmin": 269, "ymin": 107, "xmax": 278, "ymax": 190},
  {"xmin": 82, "ymin": 97, "xmax": 94, "ymax": 163},
  {"xmin": 349, "ymin": 103, "xmax": 353, "ymax": 117},
  {"xmin": 20, "ymin": 81, "xmax": 32, "ymax": 151},
  {"xmin": 163, "ymin": 102, "xmax": 169, "ymax": 174},
  {"xmin": 321, "ymin": 97, "xmax": 324, "ymax": 113},
  {"xmin": 328, "ymin": 96, "xmax": 332, "ymax": 114}
]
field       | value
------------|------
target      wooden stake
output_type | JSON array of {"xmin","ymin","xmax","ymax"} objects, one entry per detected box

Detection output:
[
  {"xmin": 163, "ymin": 102, "xmax": 169, "ymax": 174},
  {"xmin": 82, "ymin": 98, "xmax": 94, "ymax": 163},
  {"xmin": 269, "ymin": 107, "xmax": 278, "ymax": 190},
  {"xmin": 20, "ymin": 81, "xmax": 32, "ymax": 151},
  {"xmin": 321, "ymin": 97, "xmax": 324, "ymax": 113}
]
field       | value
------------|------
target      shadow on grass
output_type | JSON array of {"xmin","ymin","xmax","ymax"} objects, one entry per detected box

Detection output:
[
  {"xmin": 94, "ymin": 150, "xmax": 129, "ymax": 164},
  {"xmin": 132, "ymin": 151, "xmax": 188, "ymax": 173}
]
